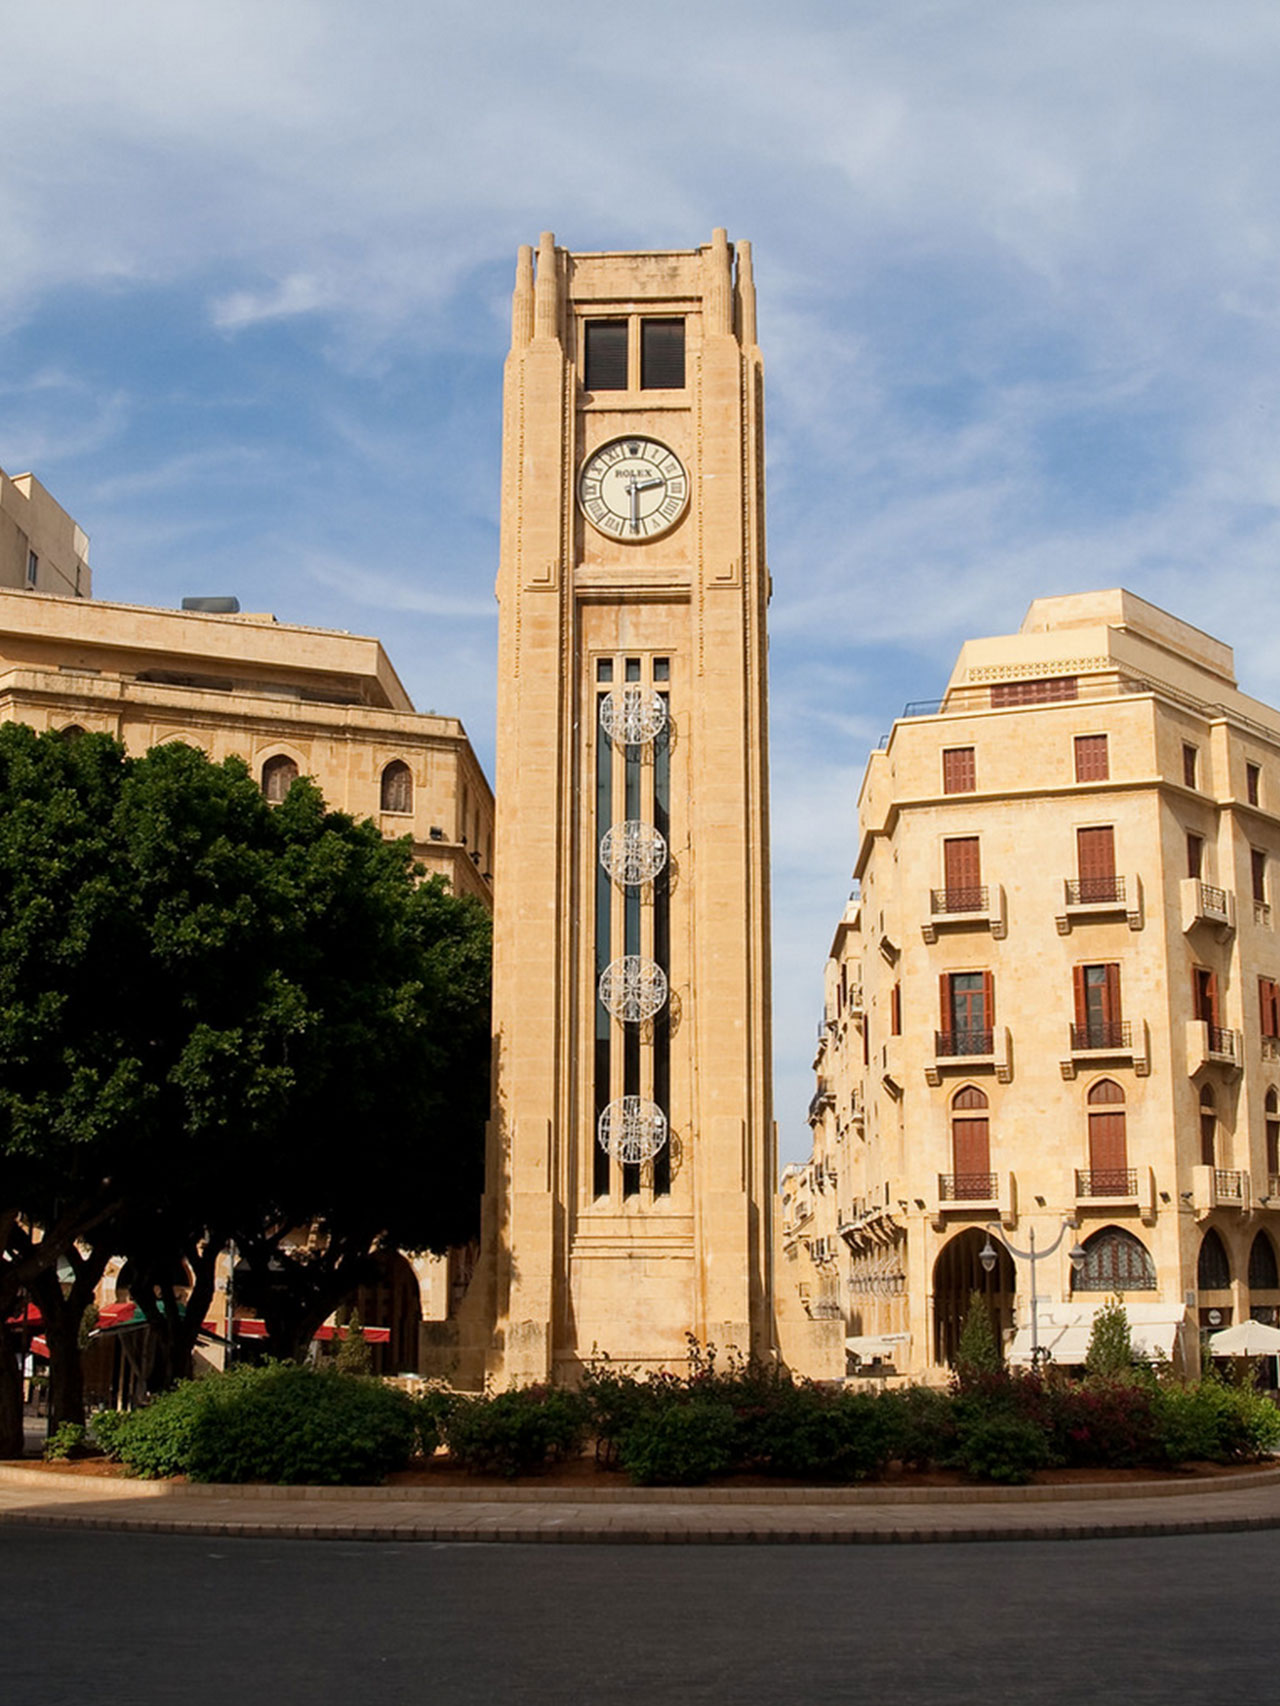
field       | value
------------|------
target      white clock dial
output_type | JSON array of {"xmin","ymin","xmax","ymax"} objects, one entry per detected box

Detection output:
[{"xmin": 578, "ymin": 437, "xmax": 689, "ymax": 541}]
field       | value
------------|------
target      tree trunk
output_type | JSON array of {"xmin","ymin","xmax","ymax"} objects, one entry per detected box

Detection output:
[
  {"xmin": 30, "ymin": 1245, "xmax": 111, "ymax": 1432},
  {"xmin": 0, "ymin": 1328, "xmax": 24, "ymax": 1459}
]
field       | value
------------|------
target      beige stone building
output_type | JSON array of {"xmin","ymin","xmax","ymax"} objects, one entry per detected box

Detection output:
[
  {"xmin": 444, "ymin": 231, "xmax": 783, "ymax": 1387},
  {"xmin": 782, "ymin": 591, "xmax": 1280, "ymax": 1382},
  {"xmin": 0, "ymin": 466, "xmax": 91, "ymax": 599},
  {"xmin": 0, "ymin": 468, "xmax": 492, "ymax": 905}
]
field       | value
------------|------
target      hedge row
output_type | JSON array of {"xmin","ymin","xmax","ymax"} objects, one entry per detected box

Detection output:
[{"xmin": 90, "ymin": 1359, "xmax": 1280, "ymax": 1487}]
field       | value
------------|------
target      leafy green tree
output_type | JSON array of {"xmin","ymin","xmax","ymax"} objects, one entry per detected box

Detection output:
[
  {"xmin": 0, "ymin": 730, "xmax": 490, "ymax": 1451},
  {"xmin": 955, "ymin": 1289, "xmax": 1002, "ymax": 1375},
  {"xmin": 1085, "ymin": 1295, "xmax": 1134, "ymax": 1378}
]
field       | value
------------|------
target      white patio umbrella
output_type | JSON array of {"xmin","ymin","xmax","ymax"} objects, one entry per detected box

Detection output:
[{"xmin": 1208, "ymin": 1319, "xmax": 1280, "ymax": 1356}]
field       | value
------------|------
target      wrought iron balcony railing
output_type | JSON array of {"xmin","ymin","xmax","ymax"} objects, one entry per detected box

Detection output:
[
  {"xmin": 938, "ymin": 1172, "xmax": 998, "ymax": 1202},
  {"xmin": 935, "ymin": 1028, "xmax": 994, "ymax": 1057},
  {"xmin": 1065, "ymin": 875, "xmax": 1125, "ymax": 906},
  {"xmin": 1198, "ymin": 881, "xmax": 1230, "ymax": 918},
  {"xmin": 1070, "ymin": 1020, "xmax": 1132, "ymax": 1052},
  {"xmin": 930, "ymin": 885, "xmax": 989, "ymax": 915},
  {"xmin": 1208, "ymin": 1025, "xmax": 1238, "ymax": 1060},
  {"xmin": 1075, "ymin": 1168, "xmax": 1138, "ymax": 1198}
]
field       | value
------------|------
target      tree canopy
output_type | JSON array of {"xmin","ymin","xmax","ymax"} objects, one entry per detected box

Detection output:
[{"xmin": 0, "ymin": 727, "xmax": 490, "ymax": 1451}]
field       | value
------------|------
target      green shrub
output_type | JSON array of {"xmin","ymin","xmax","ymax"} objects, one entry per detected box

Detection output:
[
  {"xmin": 894, "ymin": 1384, "xmax": 957, "ymax": 1471},
  {"xmin": 89, "ymin": 1407, "xmax": 132, "ymax": 1460},
  {"xmin": 955, "ymin": 1291, "xmax": 1002, "ymax": 1377},
  {"xmin": 1154, "ymin": 1379, "xmax": 1280, "ymax": 1464},
  {"xmin": 581, "ymin": 1365, "xmax": 666, "ymax": 1466},
  {"xmin": 618, "ymin": 1400, "xmax": 738, "ymax": 1486},
  {"xmin": 443, "ymin": 1386, "xmax": 589, "ymax": 1478},
  {"xmin": 1034, "ymin": 1376, "xmax": 1160, "ymax": 1469},
  {"xmin": 953, "ymin": 1412, "xmax": 1052, "ymax": 1484},
  {"xmin": 43, "ymin": 1422, "xmax": 88, "ymax": 1461},
  {"xmin": 411, "ymin": 1386, "xmax": 458, "ymax": 1459},
  {"xmin": 1084, "ymin": 1296, "xmax": 1134, "ymax": 1378},
  {"xmin": 85, "ymin": 1364, "xmax": 417, "ymax": 1484},
  {"xmin": 744, "ymin": 1386, "xmax": 900, "ymax": 1482}
]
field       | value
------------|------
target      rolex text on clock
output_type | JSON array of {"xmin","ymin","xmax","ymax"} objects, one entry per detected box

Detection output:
[{"xmin": 578, "ymin": 437, "xmax": 690, "ymax": 541}]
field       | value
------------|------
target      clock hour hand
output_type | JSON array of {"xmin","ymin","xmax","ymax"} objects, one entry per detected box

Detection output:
[{"xmin": 626, "ymin": 474, "xmax": 664, "ymax": 533}]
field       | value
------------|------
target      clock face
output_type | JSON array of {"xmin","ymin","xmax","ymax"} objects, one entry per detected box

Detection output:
[{"xmin": 578, "ymin": 437, "xmax": 689, "ymax": 541}]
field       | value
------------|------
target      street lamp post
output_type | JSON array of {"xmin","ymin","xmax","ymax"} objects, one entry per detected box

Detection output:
[{"xmin": 980, "ymin": 1220, "xmax": 1087, "ymax": 1367}]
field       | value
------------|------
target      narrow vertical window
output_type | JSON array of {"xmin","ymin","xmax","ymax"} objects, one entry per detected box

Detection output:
[
  {"xmin": 652, "ymin": 690, "xmax": 671, "ymax": 1197},
  {"xmin": 1247, "ymin": 763, "xmax": 1261, "ymax": 806},
  {"xmin": 1193, "ymin": 966, "xmax": 1219, "ymax": 1027},
  {"xmin": 380, "ymin": 760, "xmax": 412, "ymax": 814},
  {"xmin": 621, "ymin": 711, "xmax": 642, "ymax": 1200},
  {"xmin": 261, "ymin": 755, "xmax": 299, "ymax": 802},
  {"xmin": 594, "ymin": 688, "xmax": 613, "ymax": 1198},
  {"xmin": 25, "ymin": 551, "xmax": 38, "ymax": 589},
  {"xmin": 583, "ymin": 320, "xmax": 628, "ymax": 391},
  {"xmin": 1074, "ymin": 734, "xmax": 1109, "ymax": 782},
  {"xmin": 941, "ymin": 837, "xmax": 982, "ymax": 911},
  {"xmin": 1186, "ymin": 833, "xmax": 1204, "ymax": 879},
  {"xmin": 942, "ymin": 747, "xmax": 975, "ymax": 794},
  {"xmin": 1199, "ymin": 1086, "xmax": 1217, "ymax": 1168},
  {"xmin": 640, "ymin": 318, "xmax": 685, "ymax": 389},
  {"xmin": 1183, "ymin": 744, "xmax": 1199, "ymax": 789},
  {"xmin": 1252, "ymin": 848, "xmax": 1267, "ymax": 905},
  {"xmin": 1086, "ymin": 1080, "xmax": 1128, "ymax": 1195},
  {"xmin": 1261, "ymin": 978, "xmax": 1280, "ymax": 1041},
  {"xmin": 1073, "ymin": 964, "xmax": 1122, "ymax": 1049},
  {"xmin": 950, "ymin": 1086, "xmax": 991, "ymax": 1199},
  {"xmin": 890, "ymin": 982, "xmax": 901, "ymax": 1036},
  {"xmin": 1076, "ymin": 825, "xmax": 1117, "ymax": 903},
  {"xmin": 1266, "ymin": 1088, "xmax": 1279, "ymax": 1183}
]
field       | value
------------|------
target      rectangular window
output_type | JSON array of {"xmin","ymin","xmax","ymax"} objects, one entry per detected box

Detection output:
[
  {"xmin": 653, "ymin": 657, "xmax": 670, "ymax": 682},
  {"xmin": 1183, "ymin": 744, "xmax": 1199, "ymax": 789},
  {"xmin": 25, "ymin": 551, "xmax": 37, "ymax": 589},
  {"xmin": 942, "ymin": 746, "xmax": 975, "ymax": 794},
  {"xmin": 1073, "ymin": 963, "xmax": 1122, "ymax": 1048},
  {"xmin": 1076, "ymin": 825, "xmax": 1117, "ymax": 902},
  {"xmin": 890, "ymin": 982, "xmax": 901, "ymax": 1036},
  {"xmin": 583, "ymin": 320, "xmax": 628, "ymax": 391},
  {"xmin": 1186, "ymin": 833, "xmax": 1204, "ymax": 879},
  {"xmin": 1247, "ymin": 763, "xmax": 1261, "ymax": 806},
  {"xmin": 1259, "ymin": 976, "xmax": 1280, "ymax": 1040},
  {"xmin": 624, "ymin": 657, "xmax": 641, "ymax": 682},
  {"xmin": 990, "ymin": 676, "xmax": 1078, "ymax": 707},
  {"xmin": 1193, "ymin": 967, "xmax": 1219, "ymax": 1027},
  {"xmin": 941, "ymin": 971, "xmax": 993, "ymax": 1052},
  {"xmin": 1074, "ymin": 734, "xmax": 1109, "ymax": 782},
  {"xmin": 596, "ymin": 658, "xmax": 613, "ymax": 682},
  {"xmin": 942, "ymin": 837, "xmax": 982, "ymax": 909},
  {"xmin": 640, "ymin": 318, "xmax": 685, "ymax": 389},
  {"xmin": 1254, "ymin": 848, "xmax": 1268, "ymax": 905}
]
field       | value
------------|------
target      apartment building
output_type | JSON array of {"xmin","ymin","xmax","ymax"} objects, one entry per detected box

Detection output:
[{"xmin": 782, "ymin": 590, "xmax": 1280, "ymax": 1381}]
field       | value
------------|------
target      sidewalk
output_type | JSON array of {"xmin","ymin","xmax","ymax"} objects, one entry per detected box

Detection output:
[{"xmin": 3, "ymin": 1461, "xmax": 1280, "ymax": 1545}]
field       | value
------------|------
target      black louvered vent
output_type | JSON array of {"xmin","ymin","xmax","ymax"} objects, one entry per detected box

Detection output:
[
  {"xmin": 583, "ymin": 320, "xmax": 628, "ymax": 390},
  {"xmin": 641, "ymin": 319, "xmax": 685, "ymax": 389}
]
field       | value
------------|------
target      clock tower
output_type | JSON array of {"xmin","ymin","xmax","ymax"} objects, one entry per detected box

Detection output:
[{"xmin": 467, "ymin": 230, "xmax": 776, "ymax": 1386}]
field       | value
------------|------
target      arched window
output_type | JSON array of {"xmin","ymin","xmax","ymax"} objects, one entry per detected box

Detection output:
[
  {"xmin": 1199, "ymin": 1084, "xmax": 1217, "ymax": 1167},
  {"xmin": 1197, "ymin": 1228, "xmax": 1231, "ymax": 1292},
  {"xmin": 1085, "ymin": 1079, "xmax": 1129, "ymax": 1195},
  {"xmin": 1248, "ymin": 1232, "xmax": 1279, "ymax": 1291},
  {"xmin": 59, "ymin": 723, "xmax": 86, "ymax": 740},
  {"xmin": 261, "ymin": 754, "xmax": 299, "ymax": 803},
  {"xmin": 949, "ymin": 1086, "xmax": 991, "ymax": 1200},
  {"xmin": 1074, "ymin": 1226, "xmax": 1157, "ymax": 1292},
  {"xmin": 380, "ymin": 760, "xmax": 413, "ymax": 815}
]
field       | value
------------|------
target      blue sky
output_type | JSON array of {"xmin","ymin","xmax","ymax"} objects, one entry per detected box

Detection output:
[{"xmin": 5, "ymin": 0, "xmax": 1280, "ymax": 1162}]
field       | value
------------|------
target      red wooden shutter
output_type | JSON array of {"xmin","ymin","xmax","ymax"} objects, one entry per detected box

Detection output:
[
  {"xmin": 952, "ymin": 1117, "xmax": 990, "ymax": 1175},
  {"xmin": 940, "ymin": 973, "xmax": 951, "ymax": 1030},
  {"xmin": 1104, "ymin": 963, "xmax": 1122, "ymax": 1025},
  {"xmin": 891, "ymin": 982, "xmax": 901, "ymax": 1036},
  {"xmin": 1074, "ymin": 735, "xmax": 1109, "ymax": 782},
  {"xmin": 1077, "ymin": 825, "xmax": 1116, "ymax": 882},
  {"xmin": 944, "ymin": 837, "xmax": 981, "ymax": 892},
  {"xmin": 1207, "ymin": 971, "xmax": 1220, "ymax": 1028},
  {"xmin": 981, "ymin": 970, "xmax": 995, "ymax": 1029},
  {"xmin": 1073, "ymin": 964, "xmax": 1088, "ymax": 1026},
  {"xmin": 1089, "ymin": 1110, "xmax": 1127, "ymax": 1174}
]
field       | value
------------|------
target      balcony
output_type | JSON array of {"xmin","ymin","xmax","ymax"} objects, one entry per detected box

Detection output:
[
  {"xmin": 1267, "ymin": 1174, "xmax": 1280, "ymax": 1201},
  {"xmin": 938, "ymin": 1172, "xmax": 997, "ymax": 1203},
  {"xmin": 1255, "ymin": 900, "xmax": 1273, "ymax": 929},
  {"xmin": 1189, "ymin": 1163, "xmax": 1250, "ymax": 1214},
  {"xmin": 1262, "ymin": 1037, "xmax": 1280, "ymax": 1062},
  {"xmin": 1186, "ymin": 1019, "xmax": 1242, "ymax": 1075},
  {"xmin": 1060, "ymin": 1017, "xmax": 1151, "ymax": 1079},
  {"xmin": 926, "ymin": 1025, "xmax": 1013, "ymax": 1085},
  {"xmin": 922, "ymin": 883, "xmax": 1006, "ymax": 944},
  {"xmin": 1056, "ymin": 872, "xmax": 1143, "ymax": 934},
  {"xmin": 1075, "ymin": 1167, "xmax": 1138, "ymax": 1200},
  {"xmin": 1181, "ymin": 878, "xmax": 1236, "ymax": 939}
]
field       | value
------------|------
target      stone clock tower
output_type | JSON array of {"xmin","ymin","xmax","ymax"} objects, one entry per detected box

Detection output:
[{"xmin": 464, "ymin": 230, "xmax": 776, "ymax": 1386}]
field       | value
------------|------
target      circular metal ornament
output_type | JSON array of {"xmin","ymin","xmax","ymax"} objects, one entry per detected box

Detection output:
[
  {"xmin": 598, "ymin": 955, "xmax": 668, "ymax": 1022},
  {"xmin": 600, "ymin": 821, "xmax": 668, "ymax": 886},
  {"xmin": 599, "ymin": 688, "xmax": 667, "ymax": 746},
  {"xmin": 597, "ymin": 1096, "xmax": 669, "ymax": 1163}
]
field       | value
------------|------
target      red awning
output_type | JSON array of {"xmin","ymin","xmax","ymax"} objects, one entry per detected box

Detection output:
[
  {"xmin": 313, "ymin": 1324, "xmax": 391, "ymax": 1344},
  {"xmin": 5, "ymin": 1303, "xmax": 43, "ymax": 1327},
  {"xmin": 29, "ymin": 1336, "xmax": 49, "ymax": 1360}
]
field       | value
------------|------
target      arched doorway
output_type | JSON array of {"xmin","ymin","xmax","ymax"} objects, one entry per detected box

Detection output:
[
  {"xmin": 350, "ymin": 1250, "xmax": 423, "ymax": 1376},
  {"xmin": 932, "ymin": 1227, "xmax": 1015, "ymax": 1368}
]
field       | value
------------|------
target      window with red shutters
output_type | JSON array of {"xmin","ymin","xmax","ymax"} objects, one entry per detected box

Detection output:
[
  {"xmin": 942, "ymin": 746, "xmax": 975, "ymax": 794},
  {"xmin": 990, "ymin": 676, "xmax": 1077, "ymax": 707},
  {"xmin": 1260, "ymin": 977, "xmax": 1280, "ymax": 1040},
  {"xmin": 1074, "ymin": 734, "xmax": 1109, "ymax": 782},
  {"xmin": 1076, "ymin": 825, "xmax": 1117, "ymax": 903}
]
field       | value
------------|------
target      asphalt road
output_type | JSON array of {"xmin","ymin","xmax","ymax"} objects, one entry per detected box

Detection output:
[{"xmin": 3, "ymin": 1527, "xmax": 1278, "ymax": 1706}]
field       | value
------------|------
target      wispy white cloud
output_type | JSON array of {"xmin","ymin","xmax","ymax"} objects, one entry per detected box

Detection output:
[{"xmin": 302, "ymin": 553, "xmax": 495, "ymax": 621}]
